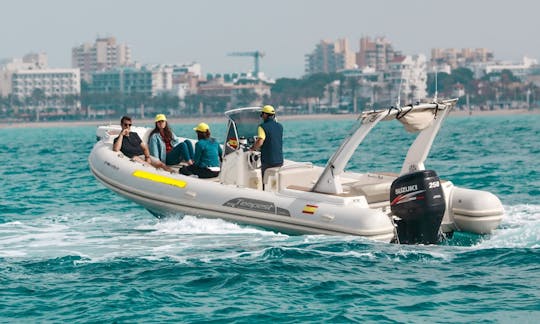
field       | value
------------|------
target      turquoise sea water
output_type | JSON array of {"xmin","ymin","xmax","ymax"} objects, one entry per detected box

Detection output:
[{"xmin": 0, "ymin": 114, "xmax": 539, "ymax": 323}]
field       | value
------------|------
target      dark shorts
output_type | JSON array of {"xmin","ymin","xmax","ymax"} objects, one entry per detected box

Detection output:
[{"xmin": 180, "ymin": 165, "xmax": 220, "ymax": 179}]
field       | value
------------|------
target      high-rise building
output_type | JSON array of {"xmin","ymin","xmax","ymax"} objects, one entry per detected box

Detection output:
[
  {"xmin": 356, "ymin": 36, "xmax": 401, "ymax": 71},
  {"xmin": 72, "ymin": 37, "xmax": 131, "ymax": 80},
  {"xmin": 305, "ymin": 38, "xmax": 355, "ymax": 75}
]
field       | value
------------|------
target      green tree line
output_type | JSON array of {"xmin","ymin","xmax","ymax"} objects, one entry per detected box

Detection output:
[{"xmin": 1, "ymin": 68, "xmax": 538, "ymax": 121}]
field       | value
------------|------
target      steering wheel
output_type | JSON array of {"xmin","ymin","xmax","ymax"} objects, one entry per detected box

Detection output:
[{"xmin": 247, "ymin": 151, "xmax": 261, "ymax": 169}]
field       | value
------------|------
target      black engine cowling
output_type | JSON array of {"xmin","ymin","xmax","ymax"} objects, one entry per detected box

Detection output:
[{"xmin": 390, "ymin": 170, "xmax": 446, "ymax": 244}]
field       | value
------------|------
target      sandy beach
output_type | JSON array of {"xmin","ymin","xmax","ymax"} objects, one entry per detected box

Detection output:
[{"xmin": 0, "ymin": 108, "xmax": 537, "ymax": 129}]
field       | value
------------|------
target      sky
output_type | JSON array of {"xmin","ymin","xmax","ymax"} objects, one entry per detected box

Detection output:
[{"xmin": 2, "ymin": 0, "xmax": 539, "ymax": 79}]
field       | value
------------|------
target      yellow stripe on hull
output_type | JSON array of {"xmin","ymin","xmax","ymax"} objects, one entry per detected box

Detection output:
[{"xmin": 132, "ymin": 170, "xmax": 187, "ymax": 188}]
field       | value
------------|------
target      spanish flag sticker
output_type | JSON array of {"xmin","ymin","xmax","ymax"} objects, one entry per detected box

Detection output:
[
  {"xmin": 227, "ymin": 138, "xmax": 238, "ymax": 149},
  {"xmin": 302, "ymin": 204, "xmax": 318, "ymax": 214}
]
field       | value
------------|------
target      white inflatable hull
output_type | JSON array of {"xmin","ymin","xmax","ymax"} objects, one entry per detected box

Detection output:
[
  {"xmin": 89, "ymin": 141, "xmax": 396, "ymax": 241},
  {"xmin": 449, "ymin": 187, "xmax": 505, "ymax": 234},
  {"xmin": 89, "ymin": 139, "xmax": 504, "ymax": 242},
  {"xmin": 91, "ymin": 101, "xmax": 505, "ymax": 243}
]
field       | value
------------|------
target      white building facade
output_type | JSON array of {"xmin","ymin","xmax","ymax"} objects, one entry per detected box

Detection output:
[
  {"xmin": 469, "ymin": 57, "xmax": 538, "ymax": 80},
  {"xmin": 11, "ymin": 69, "xmax": 80, "ymax": 98},
  {"xmin": 1, "ymin": 54, "xmax": 80, "ymax": 103},
  {"xmin": 386, "ymin": 54, "xmax": 428, "ymax": 104},
  {"xmin": 0, "ymin": 53, "xmax": 49, "ymax": 96}
]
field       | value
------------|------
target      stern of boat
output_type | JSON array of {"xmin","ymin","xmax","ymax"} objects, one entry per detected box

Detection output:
[{"xmin": 443, "ymin": 185, "xmax": 504, "ymax": 234}]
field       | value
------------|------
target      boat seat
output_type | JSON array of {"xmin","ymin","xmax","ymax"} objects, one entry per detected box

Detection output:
[
  {"xmin": 263, "ymin": 167, "xmax": 282, "ymax": 191},
  {"xmin": 286, "ymin": 185, "xmax": 312, "ymax": 192},
  {"xmin": 140, "ymin": 128, "xmax": 153, "ymax": 143},
  {"xmin": 276, "ymin": 164, "xmax": 322, "ymax": 192},
  {"xmin": 263, "ymin": 163, "xmax": 320, "ymax": 192},
  {"xmin": 350, "ymin": 181, "xmax": 391, "ymax": 204}
]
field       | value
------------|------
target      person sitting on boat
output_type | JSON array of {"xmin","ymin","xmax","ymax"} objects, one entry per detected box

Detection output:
[
  {"xmin": 148, "ymin": 114, "xmax": 194, "ymax": 166},
  {"xmin": 249, "ymin": 105, "xmax": 284, "ymax": 183},
  {"xmin": 179, "ymin": 122, "xmax": 223, "ymax": 178},
  {"xmin": 113, "ymin": 116, "xmax": 173, "ymax": 172}
]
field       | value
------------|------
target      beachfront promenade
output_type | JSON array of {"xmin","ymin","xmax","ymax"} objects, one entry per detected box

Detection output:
[{"xmin": 1, "ymin": 108, "xmax": 538, "ymax": 129}]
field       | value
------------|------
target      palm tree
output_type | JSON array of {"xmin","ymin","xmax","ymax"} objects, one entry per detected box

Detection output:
[
  {"xmin": 29, "ymin": 88, "xmax": 46, "ymax": 121},
  {"xmin": 184, "ymin": 94, "xmax": 204, "ymax": 115}
]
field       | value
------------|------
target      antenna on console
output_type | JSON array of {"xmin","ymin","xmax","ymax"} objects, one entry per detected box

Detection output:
[
  {"xmin": 396, "ymin": 78, "xmax": 403, "ymax": 108},
  {"xmin": 433, "ymin": 67, "xmax": 438, "ymax": 102}
]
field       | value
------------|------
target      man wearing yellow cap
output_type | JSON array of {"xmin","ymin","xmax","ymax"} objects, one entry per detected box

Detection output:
[
  {"xmin": 113, "ymin": 115, "xmax": 173, "ymax": 172},
  {"xmin": 250, "ymin": 105, "xmax": 283, "ymax": 183}
]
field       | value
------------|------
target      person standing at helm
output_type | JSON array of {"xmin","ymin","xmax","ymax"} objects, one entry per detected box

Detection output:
[{"xmin": 250, "ymin": 105, "xmax": 284, "ymax": 182}]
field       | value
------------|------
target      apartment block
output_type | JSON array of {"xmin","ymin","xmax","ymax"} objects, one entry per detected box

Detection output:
[
  {"xmin": 89, "ymin": 65, "xmax": 173, "ymax": 97},
  {"xmin": 305, "ymin": 38, "xmax": 356, "ymax": 75},
  {"xmin": 468, "ymin": 57, "xmax": 538, "ymax": 80},
  {"xmin": 1, "ymin": 53, "xmax": 47, "ymax": 96},
  {"xmin": 72, "ymin": 37, "xmax": 131, "ymax": 80},
  {"xmin": 1, "ymin": 53, "xmax": 80, "ymax": 100},
  {"xmin": 357, "ymin": 36, "xmax": 401, "ymax": 71},
  {"xmin": 386, "ymin": 54, "xmax": 428, "ymax": 103},
  {"xmin": 11, "ymin": 69, "xmax": 80, "ymax": 99},
  {"xmin": 430, "ymin": 48, "xmax": 494, "ymax": 69},
  {"xmin": 198, "ymin": 75, "xmax": 271, "ymax": 109}
]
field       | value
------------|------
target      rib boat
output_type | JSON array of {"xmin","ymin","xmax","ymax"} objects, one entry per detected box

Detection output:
[{"xmin": 88, "ymin": 99, "xmax": 504, "ymax": 244}]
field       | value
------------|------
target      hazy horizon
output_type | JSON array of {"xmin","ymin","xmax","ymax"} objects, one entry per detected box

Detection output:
[{"xmin": 2, "ymin": 0, "xmax": 539, "ymax": 78}]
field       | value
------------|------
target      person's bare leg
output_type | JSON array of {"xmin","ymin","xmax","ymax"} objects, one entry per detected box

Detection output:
[
  {"xmin": 153, "ymin": 161, "xmax": 173, "ymax": 172},
  {"xmin": 131, "ymin": 156, "xmax": 172, "ymax": 172},
  {"xmin": 131, "ymin": 156, "xmax": 146, "ymax": 164}
]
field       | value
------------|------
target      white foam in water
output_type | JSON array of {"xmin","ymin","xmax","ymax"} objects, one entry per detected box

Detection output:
[
  {"xmin": 141, "ymin": 215, "xmax": 283, "ymax": 236},
  {"xmin": 0, "ymin": 219, "xmax": 78, "ymax": 258},
  {"xmin": 474, "ymin": 204, "xmax": 540, "ymax": 249},
  {"xmin": 2, "ymin": 204, "xmax": 537, "ymax": 262}
]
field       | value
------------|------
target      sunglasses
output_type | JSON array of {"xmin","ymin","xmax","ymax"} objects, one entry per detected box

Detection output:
[{"xmin": 123, "ymin": 123, "xmax": 132, "ymax": 127}]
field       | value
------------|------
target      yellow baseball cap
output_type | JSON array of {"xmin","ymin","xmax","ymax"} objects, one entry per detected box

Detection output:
[
  {"xmin": 193, "ymin": 122, "xmax": 210, "ymax": 132},
  {"xmin": 155, "ymin": 114, "xmax": 167, "ymax": 122},
  {"xmin": 261, "ymin": 105, "xmax": 275, "ymax": 114}
]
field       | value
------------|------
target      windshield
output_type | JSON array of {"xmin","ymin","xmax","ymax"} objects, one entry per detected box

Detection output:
[{"xmin": 224, "ymin": 107, "xmax": 261, "ymax": 155}]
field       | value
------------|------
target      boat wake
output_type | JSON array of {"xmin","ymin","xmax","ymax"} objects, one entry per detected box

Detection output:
[
  {"xmin": 140, "ymin": 215, "xmax": 279, "ymax": 236},
  {"xmin": 0, "ymin": 204, "xmax": 537, "ymax": 263},
  {"xmin": 471, "ymin": 204, "xmax": 540, "ymax": 249}
]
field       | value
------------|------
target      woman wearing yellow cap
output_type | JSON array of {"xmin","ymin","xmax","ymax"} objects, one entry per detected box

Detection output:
[
  {"xmin": 148, "ymin": 114, "xmax": 194, "ymax": 166},
  {"xmin": 179, "ymin": 122, "xmax": 223, "ymax": 178}
]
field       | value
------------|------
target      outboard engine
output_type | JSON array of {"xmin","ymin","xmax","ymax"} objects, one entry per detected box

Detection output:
[{"xmin": 390, "ymin": 170, "xmax": 446, "ymax": 244}]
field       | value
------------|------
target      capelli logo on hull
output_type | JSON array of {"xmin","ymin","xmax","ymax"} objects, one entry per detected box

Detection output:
[{"xmin": 223, "ymin": 198, "xmax": 290, "ymax": 216}]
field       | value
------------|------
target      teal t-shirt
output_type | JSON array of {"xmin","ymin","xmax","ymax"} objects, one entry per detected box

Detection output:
[{"xmin": 194, "ymin": 138, "xmax": 222, "ymax": 168}]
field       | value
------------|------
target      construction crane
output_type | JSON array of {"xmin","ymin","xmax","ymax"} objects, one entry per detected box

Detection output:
[{"xmin": 227, "ymin": 51, "xmax": 265, "ymax": 75}]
